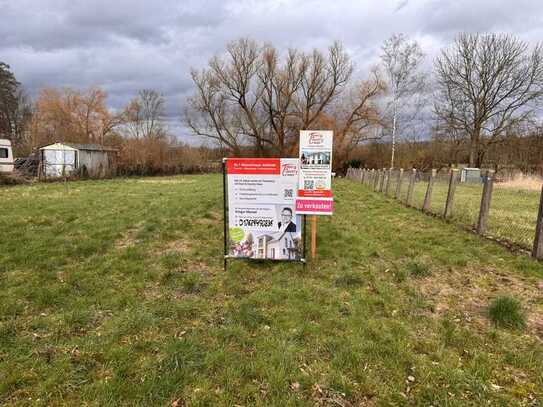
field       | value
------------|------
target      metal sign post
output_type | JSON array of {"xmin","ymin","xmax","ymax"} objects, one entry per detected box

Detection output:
[{"xmin": 222, "ymin": 159, "xmax": 228, "ymax": 271}]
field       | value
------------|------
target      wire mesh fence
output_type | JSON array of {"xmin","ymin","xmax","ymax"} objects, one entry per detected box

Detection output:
[
  {"xmin": 452, "ymin": 177, "xmax": 483, "ymax": 229},
  {"xmin": 487, "ymin": 180, "xmax": 542, "ymax": 250},
  {"xmin": 412, "ymin": 172, "xmax": 426, "ymax": 210},
  {"xmin": 346, "ymin": 167, "xmax": 543, "ymax": 259}
]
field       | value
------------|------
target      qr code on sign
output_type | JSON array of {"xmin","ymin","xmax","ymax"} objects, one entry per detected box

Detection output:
[
  {"xmin": 304, "ymin": 180, "xmax": 314, "ymax": 190},
  {"xmin": 284, "ymin": 188, "xmax": 293, "ymax": 198}
]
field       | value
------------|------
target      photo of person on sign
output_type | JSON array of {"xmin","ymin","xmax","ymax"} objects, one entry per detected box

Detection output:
[{"xmin": 278, "ymin": 207, "xmax": 296, "ymax": 232}]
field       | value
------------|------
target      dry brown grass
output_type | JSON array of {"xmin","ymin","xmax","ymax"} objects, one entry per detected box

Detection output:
[
  {"xmin": 0, "ymin": 171, "xmax": 32, "ymax": 185},
  {"xmin": 114, "ymin": 222, "xmax": 145, "ymax": 249},
  {"xmin": 497, "ymin": 174, "xmax": 543, "ymax": 191}
]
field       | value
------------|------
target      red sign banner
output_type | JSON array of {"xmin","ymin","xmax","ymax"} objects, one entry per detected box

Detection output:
[{"xmin": 227, "ymin": 158, "xmax": 280, "ymax": 175}]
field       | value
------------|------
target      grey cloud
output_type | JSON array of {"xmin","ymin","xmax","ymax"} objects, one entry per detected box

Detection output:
[
  {"xmin": 1, "ymin": 0, "xmax": 542, "ymax": 143},
  {"xmin": 421, "ymin": 0, "xmax": 543, "ymax": 39},
  {"xmin": 395, "ymin": 0, "xmax": 409, "ymax": 12}
]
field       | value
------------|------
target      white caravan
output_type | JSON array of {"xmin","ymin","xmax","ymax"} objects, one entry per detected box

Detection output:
[{"xmin": 0, "ymin": 139, "xmax": 14, "ymax": 173}]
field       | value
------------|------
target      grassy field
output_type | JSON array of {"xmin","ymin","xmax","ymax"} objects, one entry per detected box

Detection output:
[
  {"xmin": 385, "ymin": 174, "xmax": 541, "ymax": 250},
  {"xmin": 1, "ymin": 175, "xmax": 543, "ymax": 406}
]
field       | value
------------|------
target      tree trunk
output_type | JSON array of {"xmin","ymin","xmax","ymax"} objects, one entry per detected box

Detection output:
[
  {"xmin": 469, "ymin": 125, "xmax": 481, "ymax": 167},
  {"xmin": 391, "ymin": 99, "xmax": 397, "ymax": 168}
]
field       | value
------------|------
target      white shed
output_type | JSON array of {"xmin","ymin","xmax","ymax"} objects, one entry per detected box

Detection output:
[{"xmin": 39, "ymin": 143, "xmax": 118, "ymax": 178}]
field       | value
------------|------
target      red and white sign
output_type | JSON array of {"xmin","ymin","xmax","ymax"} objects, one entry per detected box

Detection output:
[
  {"xmin": 297, "ymin": 130, "xmax": 334, "ymax": 215},
  {"xmin": 226, "ymin": 158, "xmax": 280, "ymax": 175},
  {"xmin": 296, "ymin": 198, "xmax": 334, "ymax": 214},
  {"xmin": 226, "ymin": 158, "xmax": 302, "ymax": 261}
]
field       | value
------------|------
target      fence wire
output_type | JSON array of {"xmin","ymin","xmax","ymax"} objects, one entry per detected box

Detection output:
[
  {"xmin": 487, "ymin": 181, "xmax": 542, "ymax": 250},
  {"xmin": 452, "ymin": 178, "xmax": 483, "ymax": 229},
  {"xmin": 346, "ymin": 167, "xmax": 543, "ymax": 257},
  {"xmin": 411, "ymin": 171, "xmax": 427, "ymax": 210}
]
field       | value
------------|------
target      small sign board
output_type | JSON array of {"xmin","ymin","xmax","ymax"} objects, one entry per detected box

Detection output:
[{"xmin": 296, "ymin": 130, "xmax": 334, "ymax": 215}]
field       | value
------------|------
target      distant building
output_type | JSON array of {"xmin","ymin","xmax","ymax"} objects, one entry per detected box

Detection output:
[
  {"xmin": 39, "ymin": 142, "xmax": 118, "ymax": 178},
  {"xmin": 460, "ymin": 167, "xmax": 482, "ymax": 184}
]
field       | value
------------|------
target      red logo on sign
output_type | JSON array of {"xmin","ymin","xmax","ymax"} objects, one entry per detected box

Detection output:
[
  {"xmin": 281, "ymin": 163, "xmax": 297, "ymax": 176},
  {"xmin": 308, "ymin": 132, "xmax": 324, "ymax": 145}
]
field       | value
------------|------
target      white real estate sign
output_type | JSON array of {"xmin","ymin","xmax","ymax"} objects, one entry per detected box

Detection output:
[
  {"xmin": 296, "ymin": 130, "xmax": 334, "ymax": 215},
  {"xmin": 226, "ymin": 158, "xmax": 302, "ymax": 261}
]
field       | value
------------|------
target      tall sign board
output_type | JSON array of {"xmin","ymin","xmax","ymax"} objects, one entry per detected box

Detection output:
[{"xmin": 296, "ymin": 130, "xmax": 334, "ymax": 215}]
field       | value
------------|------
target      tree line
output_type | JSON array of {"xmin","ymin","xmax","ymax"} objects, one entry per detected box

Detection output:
[
  {"xmin": 0, "ymin": 67, "xmax": 221, "ymax": 175},
  {"xmin": 1, "ymin": 31, "xmax": 542, "ymax": 176},
  {"xmin": 186, "ymin": 32, "xmax": 543, "ymax": 172}
]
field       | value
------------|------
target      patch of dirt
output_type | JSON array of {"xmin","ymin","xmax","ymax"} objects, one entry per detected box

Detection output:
[
  {"xmin": 312, "ymin": 383, "xmax": 354, "ymax": 407},
  {"xmin": 143, "ymin": 282, "xmax": 165, "ymax": 300},
  {"xmin": 114, "ymin": 222, "xmax": 144, "ymax": 249},
  {"xmin": 194, "ymin": 211, "xmax": 221, "ymax": 225},
  {"xmin": 152, "ymin": 239, "xmax": 192, "ymax": 255},
  {"xmin": 415, "ymin": 265, "xmax": 543, "ymax": 338}
]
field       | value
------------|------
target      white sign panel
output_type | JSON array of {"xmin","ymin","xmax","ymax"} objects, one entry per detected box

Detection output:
[
  {"xmin": 227, "ymin": 158, "xmax": 302, "ymax": 261},
  {"xmin": 296, "ymin": 130, "xmax": 334, "ymax": 215}
]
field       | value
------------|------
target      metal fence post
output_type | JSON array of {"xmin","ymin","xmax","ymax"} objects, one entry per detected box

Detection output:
[
  {"xmin": 422, "ymin": 169, "xmax": 437, "ymax": 212},
  {"xmin": 395, "ymin": 169, "xmax": 403, "ymax": 200},
  {"xmin": 477, "ymin": 170, "xmax": 495, "ymax": 235},
  {"xmin": 444, "ymin": 169, "xmax": 458, "ymax": 219},
  {"xmin": 532, "ymin": 183, "xmax": 543, "ymax": 260},
  {"xmin": 406, "ymin": 169, "xmax": 416, "ymax": 206}
]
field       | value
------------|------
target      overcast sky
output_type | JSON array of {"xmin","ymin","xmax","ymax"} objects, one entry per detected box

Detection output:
[{"xmin": 1, "ymin": 0, "xmax": 542, "ymax": 143}]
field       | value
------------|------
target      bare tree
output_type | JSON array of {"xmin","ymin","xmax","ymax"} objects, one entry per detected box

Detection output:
[
  {"xmin": 326, "ymin": 69, "xmax": 386, "ymax": 165},
  {"xmin": 123, "ymin": 89, "xmax": 167, "ymax": 139},
  {"xmin": 184, "ymin": 38, "xmax": 354, "ymax": 156},
  {"xmin": 185, "ymin": 69, "xmax": 244, "ymax": 155},
  {"xmin": 30, "ymin": 87, "xmax": 118, "ymax": 151},
  {"xmin": 434, "ymin": 33, "xmax": 543, "ymax": 167},
  {"xmin": 380, "ymin": 34, "xmax": 426, "ymax": 168}
]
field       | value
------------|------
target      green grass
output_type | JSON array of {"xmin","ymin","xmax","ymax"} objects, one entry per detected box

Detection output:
[
  {"xmin": 406, "ymin": 261, "xmax": 432, "ymax": 278},
  {"xmin": 488, "ymin": 296, "xmax": 527, "ymax": 330},
  {"xmin": 394, "ymin": 177, "xmax": 541, "ymax": 250},
  {"xmin": 1, "ymin": 175, "xmax": 543, "ymax": 405}
]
